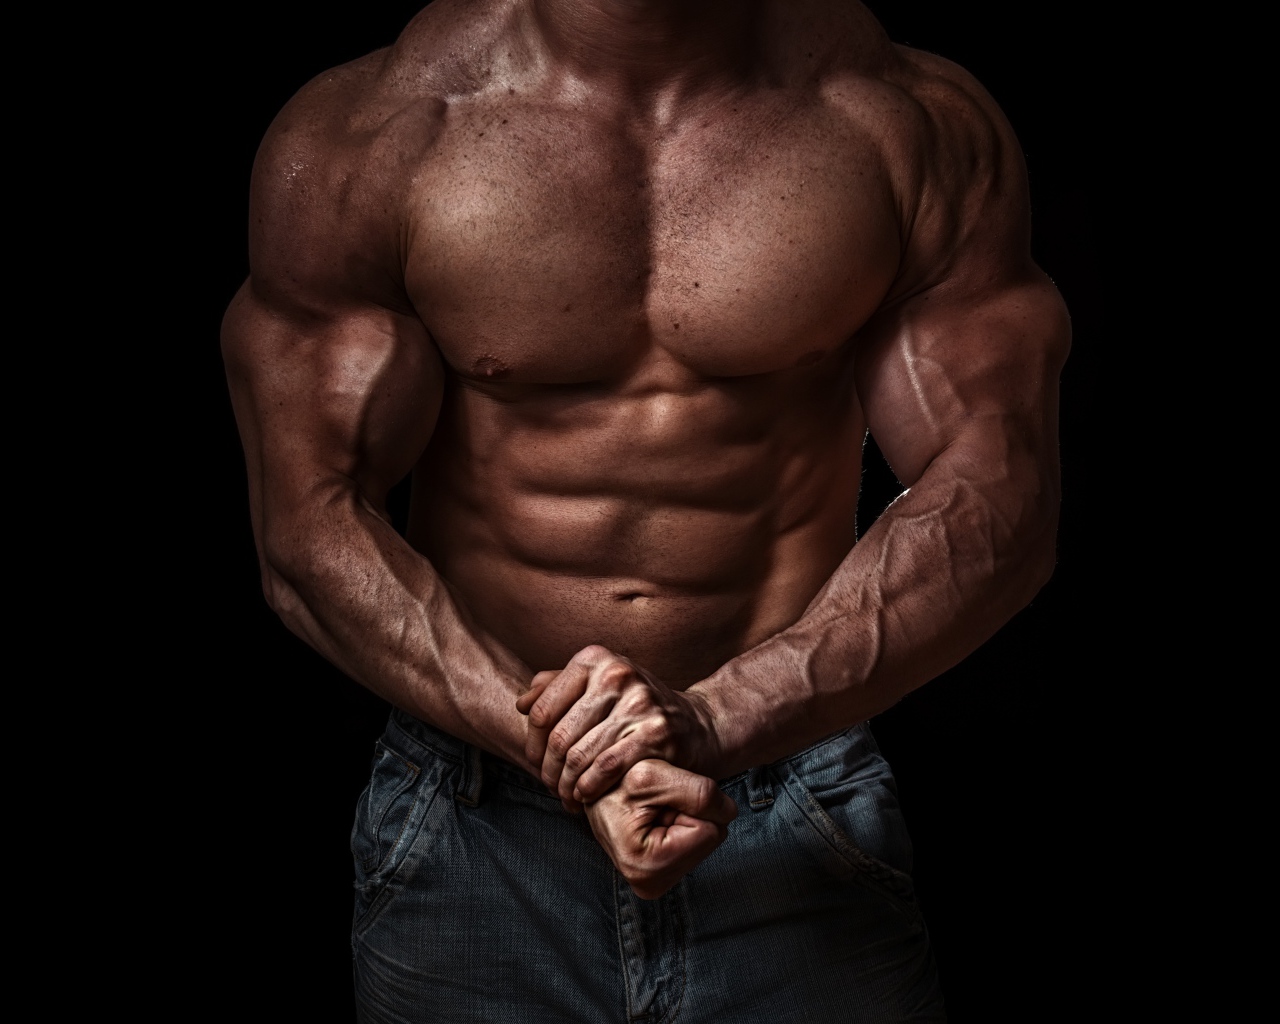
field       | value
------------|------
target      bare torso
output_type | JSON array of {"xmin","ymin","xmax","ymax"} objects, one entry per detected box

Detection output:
[
  {"xmin": 281, "ymin": 0, "xmax": 949, "ymax": 682},
  {"xmin": 225, "ymin": 0, "xmax": 1066, "ymax": 840}
]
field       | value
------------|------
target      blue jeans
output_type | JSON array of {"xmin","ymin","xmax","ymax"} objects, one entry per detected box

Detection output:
[{"xmin": 352, "ymin": 709, "xmax": 946, "ymax": 1022}]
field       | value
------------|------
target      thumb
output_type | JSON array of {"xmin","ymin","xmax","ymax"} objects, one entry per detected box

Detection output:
[
  {"xmin": 516, "ymin": 671, "xmax": 559, "ymax": 714},
  {"xmin": 651, "ymin": 815, "xmax": 727, "ymax": 857}
]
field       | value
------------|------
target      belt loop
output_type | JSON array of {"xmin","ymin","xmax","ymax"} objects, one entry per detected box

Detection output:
[
  {"xmin": 456, "ymin": 744, "xmax": 484, "ymax": 807},
  {"xmin": 746, "ymin": 766, "xmax": 774, "ymax": 811}
]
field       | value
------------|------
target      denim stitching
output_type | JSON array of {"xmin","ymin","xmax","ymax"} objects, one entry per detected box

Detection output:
[
  {"xmin": 658, "ymin": 887, "xmax": 688, "ymax": 1024},
  {"xmin": 614, "ymin": 875, "xmax": 638, "ymax": 1022},
  {"xmin": 481, "ymin": 766, "xmax": 561, "ymax": 802},
  {"xmin": 778, "ymin": 767, "xmax": 919, "ymax": 917},
  {"xmin": 378, "ymin": 763, "xmax": 422, "ymax": 871},
  {"xmin": 352, "ymin": 763, "xmax": 454, "ymax": 940},
  {"xmin": 360, "ymin": 743, "xmax": 422, "ymax": 872}
]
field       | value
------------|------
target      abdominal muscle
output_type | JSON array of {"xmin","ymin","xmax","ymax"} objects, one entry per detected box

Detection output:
[{"xmin": 405, "ymin": 359, "xmax": 868, "ymax": 685}]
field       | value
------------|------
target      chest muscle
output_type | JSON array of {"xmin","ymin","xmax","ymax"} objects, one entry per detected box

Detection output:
[{"xmin": 403, "ymin": 96, "xmax": 899, "ymax": 383}]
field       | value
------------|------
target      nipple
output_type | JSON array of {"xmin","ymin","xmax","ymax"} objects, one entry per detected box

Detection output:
[{"xmin": 473, "ymin": 355, "xmax": 511, "ymax": 379}]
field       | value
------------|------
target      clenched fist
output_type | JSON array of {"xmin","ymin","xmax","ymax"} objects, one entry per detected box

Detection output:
[{"xmin": 585, "ymin": 758, "xmax": 738, "ymax": 899}]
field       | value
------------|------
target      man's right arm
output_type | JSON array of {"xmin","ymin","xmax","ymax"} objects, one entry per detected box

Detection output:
[
  {"xmin": 220, "ymin": 97, "xmax": 536, "ymax": 771},
  {"xmin": 223, "ymin": 84, "xmax": 732, "ymax": 895},
  {"xmin": 223, "ymin": 285, "xmax": 540, "ymax": 768}
]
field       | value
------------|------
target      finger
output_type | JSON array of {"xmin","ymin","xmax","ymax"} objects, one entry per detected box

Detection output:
[
  {"xmin": 670, "ymin": 812, "xmax": 731, "ymax": 838},
  {"xmin": 557, "ymin": 715, "xmax": 627, "ymax": 803},
  {"xmin": 516, "ymin": 671, "xmax": 560, "ymax": 715},
  {"xmin": 572, "ymin": 731, "xmax": 655, "ymax": 803},
  {"xmin": 544, "ymin": 694, "xmax": 620, "ymax": 796},
  {"xmin": 529, "ymin": 663, "xmax": 592, "ymax": 730},
  {"xmin": 700, "ymin": 788, "xmax": 738, "ymax": 827},
  {"xmin": 630, "ymin": 818, "xmax": 726, "ymax": 900},
  {"xmin": 626, "ymin": 760, "xmax": 738, "ymax": 826},
  {"xmin": 659, "ymin": 816, "xmax": 730, "ymax": 858},
  {"xmin": 525, "ymin": 663, "xmax": 590, "ymax": 768},
  {"xmin": 569, "ymin": 643, "xmax": 614, "ymax": 667},
  {"xmin": 539, "ymin": 652, "xmax": 636, "ymax": 793},
  {"xmin": 586, "ymin": 654, "xmax": 641, "ymax": 700}
]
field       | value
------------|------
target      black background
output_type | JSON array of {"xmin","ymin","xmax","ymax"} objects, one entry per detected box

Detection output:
[{"xmin": 165, "ymin": 2, "xmax": 1148, "ymax": 1019}]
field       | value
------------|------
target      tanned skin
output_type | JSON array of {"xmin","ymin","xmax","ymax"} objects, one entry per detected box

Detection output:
[{"xmin": 223, "ymin": 0, "xmax": 1068, "ymax": 901}]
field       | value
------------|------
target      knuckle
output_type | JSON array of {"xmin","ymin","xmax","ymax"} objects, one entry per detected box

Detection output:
[
  {"xmin": 547, "ymin": 729, "xmax": 572, "ymax": 758},
  {"xmin": 642, "ymin": 717, "xmax": 669, "ymax": 742},
  {"xmin": 576, "ymin": 644, "xmax": 610, "ymax": 663},
  {"xmin": 692, "ymin": 775, "xmax": 715, "ymax": 811},
  {"xmin": 600, "ymin": 662, "xmax": 633, "ymax": 689},
  {"xmin": 629, "ymin": 760, "xmax": 657, "ymax": 788},
  {"xmin": 596, "ymin": 749, "xmax": 621, "ymax": 775},
  {"xmin": 564, "ymin": 747, "xmax": 589, "ymax": 773},
  {"xmin": 618, "ymin": 690, "xmax": 649, "ymax": 714}
]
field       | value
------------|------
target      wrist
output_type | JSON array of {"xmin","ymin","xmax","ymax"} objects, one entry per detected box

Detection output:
[{"xmin": 681, "ymin": 684, "xmax": 731, "ymax": 781}]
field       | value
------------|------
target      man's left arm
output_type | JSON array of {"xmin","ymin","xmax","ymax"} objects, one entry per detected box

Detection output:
[
  {"xmin": 524, "ymin": 70, "xmax": 1071, "ymax": 800},
  {"xmin": 686, "ymin": 269, "xmax": 1070, "ymax": 780},
  {"xmin": 534, "ymin": 268, "xmax": 1069, "ymax": 802}
]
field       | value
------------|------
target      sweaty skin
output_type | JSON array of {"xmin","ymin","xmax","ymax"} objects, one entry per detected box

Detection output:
[{"xmin": 223, "ymin": 0, "xmax": 1068, "ymax": 897}]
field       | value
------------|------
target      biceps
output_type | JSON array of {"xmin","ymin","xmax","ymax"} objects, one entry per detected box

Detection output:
[
  {"xmin": 222, "ymin": 284, "xmax": 443, "ymax": 516},
  {"xmin": 854, "ymin": 279, "xmax": 1069, "ymax": 486}
]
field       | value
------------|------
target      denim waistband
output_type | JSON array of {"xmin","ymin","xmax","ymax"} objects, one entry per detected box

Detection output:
[{"xmin": 386, "ymin": 707, "xmax": 474, "ymax": 766}]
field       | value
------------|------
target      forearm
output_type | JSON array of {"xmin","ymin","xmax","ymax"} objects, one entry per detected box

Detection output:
[
  {"xmin": 264, "ymin": 489, "xmax": 535, "ymax": 772},
  {"xmin": 688, "ymin": 436, "xmax": 1057, "ymax": 779}
]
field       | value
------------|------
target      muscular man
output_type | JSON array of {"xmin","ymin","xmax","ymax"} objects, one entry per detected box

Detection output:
[{"xmin": 223, "ymin": 1, "xmax": 1068, "ymax": 1019}]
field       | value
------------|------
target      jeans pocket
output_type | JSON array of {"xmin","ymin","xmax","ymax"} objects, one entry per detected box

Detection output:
[
  {"xmin": 776, "ymin": 762, "xmax": 919, "ymax": 917},
  {"xmin": 351, "ymin": 741, "xmax": 423, "ymax": 880},
  {"xmin": 351, "ymin": 732, "xmax": 454, "ymax": 942}
]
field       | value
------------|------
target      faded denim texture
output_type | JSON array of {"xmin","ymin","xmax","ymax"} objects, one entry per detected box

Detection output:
[{"xmin": 352, "ymin": 709, "xmax": 945, "ymax": 1023}]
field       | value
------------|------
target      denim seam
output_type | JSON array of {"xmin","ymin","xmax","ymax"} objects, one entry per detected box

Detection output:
[
  {"xmin": 360, "ymin": 744, "xmax": 422, "ymax": 872},
  {"xmin": 778, "ymin": 768, "xmax": 919, "ymax": 919},
  {"xmin": 614, "ymin": 877, "xmax": 637, "ymax": 1023},
  {"xmin": 381, "ymin": 743, "xmax": 420, "ymax": 774},
  {"xmin": 657, "ymin": 891, "xmax": 688, "ymax": 1024},
  {"xmin": 377, "ymin": 763, "xmax": 422, "ymax": 872},
  {"xmin": 482, "ymin": 769, "xmax": 564, "ymax": 803},
  {"xmin": 352, "ymin": 767, "xmax": 451, "ymax": 941}
]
